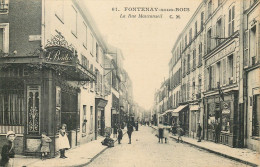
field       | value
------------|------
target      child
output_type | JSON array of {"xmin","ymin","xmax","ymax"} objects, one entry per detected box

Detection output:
[
  {"xmin": 117, "ymin": 128, "xmax": 123, "ymax": 144},
  {"xmin": 158, "ymin": 125, "xmax": 164, "ymax": 143},
  {"xmin": 0, "ymin": 131, "xmax": 16, "ymax": 167},
  {"xmin": 58, "ymin": 124, "xmax": 70, "ymax": 158},
  {"xmin": 177, "ymin": 125, "xmax": 184, "ymax": 143},
  {"xmin": 40, "ymin": 132, "xmax": 52, "ymax": 160},
  {"xmin": 113, "ymin": 124, "xmax": 118, "ymax": 138},
  {"xmin": 164, "ymin": 127, "xmax": 169, "ymax": 143}
]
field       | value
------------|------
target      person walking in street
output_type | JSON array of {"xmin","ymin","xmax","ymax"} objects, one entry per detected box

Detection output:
[
  {"xmin": 127, "ymin": 122, "xmax": 134, "ymax": 144},
  {"xmin": 158, "ymin": 124, "xmax": 164, "ymax": 143},
  {"xmin": 40, "ymin": 132, "xmax": 52, "ymax": 160},
  {"xmin": 172, "ymin": 122, "xmax": 177, "ymax": 136},
  {"xmin": 113, "ymin": 124, "xmax": 118, "ymax": 138},
  {"xmin": 0, "ymin": 131, "xmax": 16, "ymax": 167},
  {"xmin": 117, "ymin": 127, "xmax": 123, "ymax": 144},
  {"xmin": 135, "ymin": 121, "xmax": 139, "ymax": 131},
  {"xmin": 58, "ymin": 124, "xmax": 70, "ymax": 159},
  {"xmin": 177, "ymin": 125, "xmax": 184, "ymax": 143},
  {"xmin": 197, "ymin": 123, "xmax": 202, "ymax": 142}
]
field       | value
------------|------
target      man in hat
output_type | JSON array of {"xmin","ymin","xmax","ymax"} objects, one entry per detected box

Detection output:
[
  {"xmin": 0, "ymin": 131, "xmax": 16, "ymax": 167},
  {"xmin": 197, "ymin": 123, "xmax": 202, "ymax": 142}
]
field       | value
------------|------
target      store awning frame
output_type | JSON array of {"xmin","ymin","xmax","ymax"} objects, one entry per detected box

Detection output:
[{"xmin": 171, "ymin": 104, "xmax": 188, "ymax": 116}]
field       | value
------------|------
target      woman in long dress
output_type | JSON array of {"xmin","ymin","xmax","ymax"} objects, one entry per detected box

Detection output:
[{"xmin": 58, "ymin": 124, "xmax": 70, "ymax": 158}]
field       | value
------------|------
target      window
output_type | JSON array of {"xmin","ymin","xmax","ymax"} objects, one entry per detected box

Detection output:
[
  {"xmin": 0, "ymin": 23, "xmax": 9, "ymax": 53},
  {"xmin": 0, "ymin": 0, "xmax": 8, "ymax": 14},
  {"xmin": 250, "ymin": 25, "xmax": 257, "ymax": 66},
  {"xmin": 198, "ymin": 43, "xmax": 202, "ymax": 66},
  {"xmin": 218, "ymin": 0, "xmax": 222, "ymax": 6},
  {"xmin": 90, "ymin": 106, "xmax": 93, "ymax": 132},
  {"xmin": 193, "ymin": 49, "xmax": 196, "ymax": 69},
  {"xmin": 228, "ymin": 5, "xmax": 235, "ymax": 36},
  {"xmin": 185, "ymin": 35, "xmax": 187, "ymax": 47},
  {"xmin": 82, "ymin": 105, "xmax": 87, "ymax": 134},
  {"xmin": 228, "ymin": 55, "xmax": 234, "ymax": 84},
  {"xmin": 208, "ymin": 66, "xmax": 213, "ymax": 90},
  {"xmin": 96, "ymin": 43, "xmax": 99, "ymax": 63},
  {"xmin": 207, "ymin": 28, "xmax": 212, "ymax": 53},
  {"xmin": 222, "ymin": 58, "xmax": 226, "ymax": 85},
  {"xmin": 201, "ymin": 12, "xmax": 204, "ymax": 31},
  {"xmin": 81, "ymin": 55, "xmax": 89, "ymax": 69},
  {"xmin": 71, "ymin": 6, "xmax": 78, "ymax": 37},
  {"xmin": 195, "ymin": 21, "xmax": 198, "ymax": 35},
  {"xmin": 216, "ymin": 18, "xmax": 223, "ymax": 46},
  {"xmin": 189, "ymin": 28, "xmax": 192, "ymax": 43},
  {"xmin": 192, "ymin": 82, "xmax": 195, "ymax": 99},
  {"xmin": 90, "ymin": 64, "xmax": 94, "ymax": 89},
  {"xmin": 0, "ymin": 81, "xmax": 24, "ymax": 125},
  {"xmin": 55, "ymin": 0, "xmax": 64, "ymax": 22},
  {"xmin": 198, "ymin": 79, "xmax": 201, "ymax": 94},
  {"xmin": 187, "ymin": 54, "xmax": 190, "ymax": 73},
  {"xmin": 216, "ymin": 61, "xmax": 221, "ymax": 85},
  {"xmin": 90, "ymin": 34, "xmax": 94, "ymax": 55},
  {"xmin": 252, "ymin": 95, "xmax": 260, "ymax": 137},
  {"xmin": 208, "ymin": 0, "xmax": 212, "ymax": 19},
  {"xmin": 83, "ymin": 22, "xmax": 88, "ymax": 48}
]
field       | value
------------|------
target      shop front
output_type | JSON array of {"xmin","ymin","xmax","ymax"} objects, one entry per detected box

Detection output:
[
  {"xmin": 95, "ymin": 98, "xmax": 107, "ymax": 138},
  {"xmin": 0, "ymin": 33, "xmax": 96, "ymax": 156},
  {"xmin": 204, "ymin": 90, "xmax": 239, "ymax": 147},
  {"xmin": 189, "ymin": 104, "xmax": 200, "ymax": 138},
  {"xmin": 171, "ymin": 104, "xmax": 189, "ymax": 135}
]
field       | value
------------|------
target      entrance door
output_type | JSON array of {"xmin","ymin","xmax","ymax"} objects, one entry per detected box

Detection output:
[{"xmin": 61, "ymin": 91, "xmax": 78, "ymax": 147}]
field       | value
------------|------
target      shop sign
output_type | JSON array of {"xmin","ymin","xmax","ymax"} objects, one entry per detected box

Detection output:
[
  {"xmin": 206, "ymin": 42, "xmax": 236, "ymax": 66},
  {"xmin": 45, "ymin": 47, "xmax": 75, "ymax": 65},
  {"xmin": 222, "ymin": 109, "xmax": 230, "ymax": 114}
]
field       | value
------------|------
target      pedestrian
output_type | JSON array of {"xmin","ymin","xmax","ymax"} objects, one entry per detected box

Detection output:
[
  {"xmin": 117, "ymin": 128, "xmax": 123, "ymax": 144},
  {"xmin": 214, "ymin": 121, "xmax": 221, "ymax": 143},
  {"xmin": 127, "ymin": 122, "xmax": 134, "ymax": 144},
  {"xmin": 172, "ymin": 123, "xmax": 177, "ymax": 136},
  {"xmin": 176, "ymin": 125, "xmax": 184, "ymax": 143},
  {"xmin": 0, "ymin": 131, "xmax": 16, "ymax": 167},
  {"xmin": 113, "ymin": 124, "xmax": 118, "ymax": 138},
  {"xmin": 164, "ymin": 127, "xmax": 169, "ymax": 143},
  {"xmin": 197, "ymin": 123, "xmax": 202, "ymax": 142},
  {"xmin": 158, "ymin": 124, "xmax": 164, "ymax": 143},
  {"xmin": 40, "ymin": 132, "xmax": 52, "ymax": 160},
  {"xmin": 135, "ymin": 121, "xmax": 139, "ymax": 131},
  {"xmin": 57, "ymin": 124, "xmax": 70, "ymax": 159}
]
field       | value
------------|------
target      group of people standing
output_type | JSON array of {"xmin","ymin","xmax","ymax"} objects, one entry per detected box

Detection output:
[
  {"xmin": 0, "ymin": 124, "xmax": 70, "ymax": 167},
  {"xmin": 112, "ymin": 121, "xmax": 137, "ymax": 145}
]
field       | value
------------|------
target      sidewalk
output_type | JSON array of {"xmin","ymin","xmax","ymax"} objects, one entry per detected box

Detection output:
[
  {"xmin": 13, "ymin": 129, "xmax": 127, "ymax": 167},
  {"xmin": 151, "ymin": 125, "xmax": 260, "ymax": 167}
]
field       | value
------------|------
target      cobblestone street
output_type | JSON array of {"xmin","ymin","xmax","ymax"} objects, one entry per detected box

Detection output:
[{"xmin": 88, "ymin": 126, "xmax": 249, "ymax": 167}]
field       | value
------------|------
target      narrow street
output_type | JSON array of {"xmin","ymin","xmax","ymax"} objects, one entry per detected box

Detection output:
[{"xmin": 88, "ymin": 126, "xmax": 249, "ymax": 167}]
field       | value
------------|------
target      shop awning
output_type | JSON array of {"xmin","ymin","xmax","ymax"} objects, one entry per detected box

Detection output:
[
  {"xmin": 159, "ymin": 110, "xmax": 174, "ymax": 117},
  {"xmin": 190, "ymin": 105, "xmax": 199, "ymax": 111},
  {"xmin": 172, "ymin": 104, "xmax": 188, "ymax": 116}
]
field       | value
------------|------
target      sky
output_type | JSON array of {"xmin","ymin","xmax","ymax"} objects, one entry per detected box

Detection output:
[{"xmin": 84, "ymin": 0, "xmax": 201, "ymax": 110}]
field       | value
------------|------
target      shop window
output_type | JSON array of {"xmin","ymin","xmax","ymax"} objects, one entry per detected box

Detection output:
[
  {"xmin": 228, "ymin": 5, "xmax": 235, "ymax": 36},
  {"xmin": 0, "ymin": 23, "xmax": 9, "ymax": 53},
  {"xmin": 252, "ymin": 95, "xmax": 260, "ymax": 137},
  {"xmin": 0, "ymin": 82, "xmax": 24, "ymax": 125},
  {"xmin": 222, "ymin": 102, "xmax": 231, "ymax": 133},
  {"xmin": 0, "ymin": 0, "xmax": 9, "ymax": 14}
]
